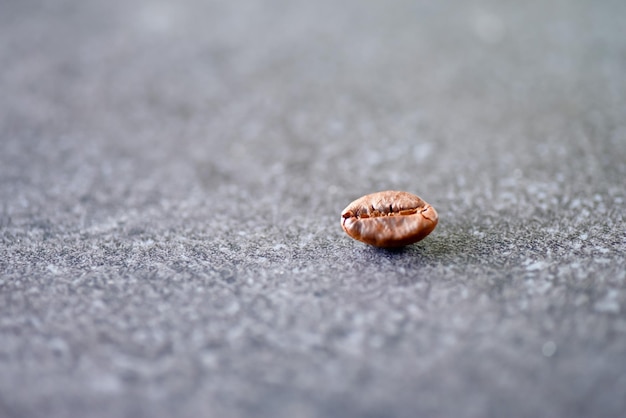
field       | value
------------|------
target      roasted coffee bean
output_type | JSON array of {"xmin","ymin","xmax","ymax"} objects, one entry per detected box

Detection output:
[{"xmin": 341, "ymin": 191, "xmax": 438, "ymax": 248}]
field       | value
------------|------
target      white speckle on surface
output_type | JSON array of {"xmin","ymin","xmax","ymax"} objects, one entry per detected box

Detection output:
[
  {"xmin": 594, "ymin": 290, "xmax": 621, "ymax": 314},
  {"xmin": 535, "ymin": 281, "xmax": 552, "ymax": 295},
  {"xmin": 471, "ymin": 11, "xmax": 505, "ymax": 44},
  {"xmin": 91, "ymin": 374, "xmax": 122, "ymax": 393},
  {"xmin": 50, "ymin": 337, "xmax": 69, "ymax": 354},
  {"xmin": 136, "ymin": 3, "xmax": 183, "ymax": 33},
  {"xmin": 542, "ymin": 341, "xmax": 557, "ymax": 357},
  {"xmin": 46, "ymin": 264, "xmax": 59, "ymax": 274},
  {"xmin": 412, "ymin": 143, "xmax": 433, "ymax": 162},
  {"xmin": 525, "ymin": 261, "xmax": 547, "ymax": 271}
]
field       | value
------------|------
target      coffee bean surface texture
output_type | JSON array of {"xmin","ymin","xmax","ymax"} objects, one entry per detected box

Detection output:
[{"xmin": 341, "ymin": 191, "xmax": 438, "ymax": 248}]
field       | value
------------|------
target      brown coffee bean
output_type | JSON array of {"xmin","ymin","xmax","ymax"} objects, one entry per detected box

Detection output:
[{"xmin": 341, "ymin": 191, "xmax": 438, "ymax": 248}]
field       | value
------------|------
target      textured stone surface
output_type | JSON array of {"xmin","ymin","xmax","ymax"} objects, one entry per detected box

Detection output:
[{"xmin": 1, "ymin": 0, "xmax": 625, "ymax": 417}]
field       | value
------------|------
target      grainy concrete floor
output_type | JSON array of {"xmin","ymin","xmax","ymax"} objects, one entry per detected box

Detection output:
[{"xmin": 1, "ymin": 0, "xmax": 625, "ymax": 417}]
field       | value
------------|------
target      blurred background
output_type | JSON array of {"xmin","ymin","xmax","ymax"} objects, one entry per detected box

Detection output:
[{"xmin": 1, "ymin": 0, "xmax": 625, "ymax": 417}]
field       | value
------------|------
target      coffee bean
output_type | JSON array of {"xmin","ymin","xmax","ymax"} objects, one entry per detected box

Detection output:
[{"xmin": 341, "ymin": 191, "xmax": 438, "ymax": 248}]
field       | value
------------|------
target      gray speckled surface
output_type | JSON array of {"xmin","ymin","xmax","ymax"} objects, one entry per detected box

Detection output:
[{"xmin": 1, "ymin": 0, "xmax": 626, "ymax": 417}]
